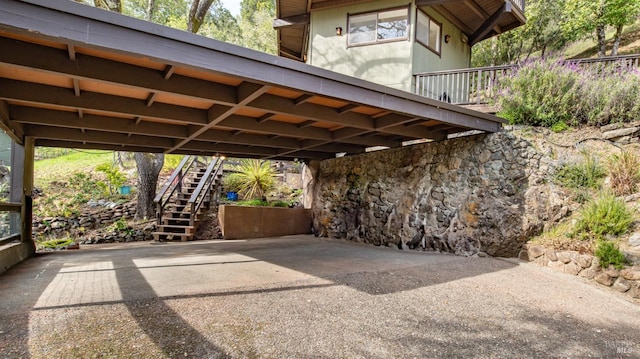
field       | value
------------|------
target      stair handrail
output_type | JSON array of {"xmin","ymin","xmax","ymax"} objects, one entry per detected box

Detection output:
[
  {"xmin": 188, "ymin": 156, "xmax": 224, "ymax": 226},
  {"xmin": 154, "ymin": 155, "xmax": 197, "ymax": 224}
]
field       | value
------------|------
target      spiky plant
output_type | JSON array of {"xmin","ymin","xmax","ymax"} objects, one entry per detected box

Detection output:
[{"xmin": 227, "ymin": 159, "xmax": 275, "ymax": 200}]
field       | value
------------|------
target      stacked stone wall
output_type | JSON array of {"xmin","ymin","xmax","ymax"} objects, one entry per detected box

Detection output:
[{"xmin": 312, "ymin": 131, "xmax": 568, "ymax": 257}]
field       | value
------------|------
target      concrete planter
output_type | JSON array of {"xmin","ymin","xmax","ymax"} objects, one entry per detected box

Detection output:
[{"xmin": 218, "ymin": 205, "xmax": 312, "ymax": 240}]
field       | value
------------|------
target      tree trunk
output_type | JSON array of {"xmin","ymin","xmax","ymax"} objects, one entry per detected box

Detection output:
[
  {"xmin": 187, "ymin": 0, "xmax": 215, "ymax": 33},
  {"xmin": 134, "ymin": 153, "xmax": 164, "ymax": 220},
  {"xmin": 612, "ymin": 24, "xmax": 624, "ymax": 56},
  {"xmin": 597, "ymin": 24, "xmax": 607, "ymax": 57},
  {"xmin": 145, "ymin": 0, "xmax": 156, "ymax": 21},
  {"xmin": 93, "ymin": 0, "xmax": 121, "ymax": 12}
]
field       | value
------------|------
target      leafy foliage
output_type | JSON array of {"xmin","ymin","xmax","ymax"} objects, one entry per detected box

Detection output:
[
  {"xmin": 594, "ymin": 240, "xmax": 628, "ymax": 269},
  {"xmin": 96, "ymin": 163, "xmax": 127, "ymax": 195},
  {"xmin": 573, "ymin": 194, "xmax": 634, "ymax": 239},
  {"xmin": 608, "ymin": 150, "xmax": 640, "ymax": 196},
  {"xmin": 495, "ymin": 57, "xmax": 640, "ymax": 127},
  {"xmin": 496, "ymin": 58, "xmax": 579, "ymax": 127},
  {"xmin": 554, "ymin": 153, "xmax": 606, "ymax": 190},
  {"xmin": 226, "ymin": 159, "xmax": 275, "ymax": 200}
]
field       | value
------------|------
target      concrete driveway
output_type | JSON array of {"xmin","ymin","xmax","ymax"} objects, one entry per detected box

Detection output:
[{"xmin": 0, "ymin": 235, "xmax": 639, "ymax": 358}]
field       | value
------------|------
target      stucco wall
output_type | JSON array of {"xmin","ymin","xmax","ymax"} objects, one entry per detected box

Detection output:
[
  {"xmin": 311, "ymin": 131, "xmax": 568, "ymax": 257},
  {"xmin": 218, "ymin": 205, "xmax": 312, "ymax": 240},
  {"xmin": 308, "ymin": 1, "xmax": 470, "ymax": 92}
]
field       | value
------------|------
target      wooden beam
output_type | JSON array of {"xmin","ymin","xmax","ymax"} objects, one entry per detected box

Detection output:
[
  {"xmin": 415, "ymin": 0, "xmax": 458, "ymax": 5},
  {"xmin": 10, "ymin": 106, "xmax": 190, "ymax": 139},
  {"xmin": 0, "ymin": 37, "xmax": 237, "ymax": 105},
  {"xmin": 165, "ymin": 82, "xmax": 270, "ymax": 153},
  {"xmin": 469, "ymin": 3, "xmax": 510, "ymax": 46},
  {"xmin": 24, "ymin": 125, "xmax": 174, "ymax": 149},
  {"xmin": 35, "ymin": 139, "xmax": 164, "ymax": 154},
  {"xmin": 432, "ymin": 5, "xmax": 473, "ymax": 35},
  {"xmin": 273, "ymin": 13, "xmax": 309, "ymax": 29},
  {"xmin": 0, "ymin": 79, "xmax": 209, "ymax": 125},
  {"xmin": 0, "ymin": 100, "xmax": 23, "ymax": 143},
  {"xmin": 310, "ymin": 0, "xmax": 371, "ymax": 11},
  {"xmin": 248, "ymin": 94, "xmax": 374, "ymax": 130}
]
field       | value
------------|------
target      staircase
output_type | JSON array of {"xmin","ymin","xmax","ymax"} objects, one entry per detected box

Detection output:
[{"xmin": 152, "ymin": 156, "xmax": 224, "ymax": 242}]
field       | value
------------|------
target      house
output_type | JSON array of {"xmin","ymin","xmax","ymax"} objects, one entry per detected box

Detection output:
[{"xmin": 274, "ymin": 0, "xmax": 526, "ymax": 95}]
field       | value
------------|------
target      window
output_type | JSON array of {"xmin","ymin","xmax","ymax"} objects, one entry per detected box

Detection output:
[
  {"xmin": 416, "ymin": 10, "xmax": 441, "ymax": 54},
  {"xmin": 348, "ymin": 7, "xmax": 409, "ymax": 46}
]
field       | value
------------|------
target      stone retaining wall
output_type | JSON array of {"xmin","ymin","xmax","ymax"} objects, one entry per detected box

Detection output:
[
  {"xmin": 311, "ymin": 131, "xmax": 569, "ymax": 257},
  {"xmin": 32, "ymin": 201, "xmax": 155, "ymax": 243},
  {"xmin": 521, "ymin": 244, "xmax": 640, "ymax": 301}
]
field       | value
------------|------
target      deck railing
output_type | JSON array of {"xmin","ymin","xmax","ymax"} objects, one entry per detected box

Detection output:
[
  {"xmin": 511, "ymin": 0, "xmax": 525, "ymax": 12},
  {"xmin": 414, "ymin": 53, "xmax": 640, "ymax": 106}
]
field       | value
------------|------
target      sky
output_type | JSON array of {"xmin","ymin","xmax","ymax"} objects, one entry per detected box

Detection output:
[{"xmin": 220, "ymin": 0, "xmax": 242, "ymax": 17}]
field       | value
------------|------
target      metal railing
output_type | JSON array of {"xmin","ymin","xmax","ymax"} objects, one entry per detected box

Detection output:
[{"xmin": 414, "ymin": 53, "xmax": 640, "ymax": 106}]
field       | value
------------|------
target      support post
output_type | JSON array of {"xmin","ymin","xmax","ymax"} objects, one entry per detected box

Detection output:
[
  {"xmin": 19, "ymin": 137, "xmax": 35, "ymax": 252},
  {"xmin": 301, "ymin": 160, "xmax": 320, "ymax": 209}
]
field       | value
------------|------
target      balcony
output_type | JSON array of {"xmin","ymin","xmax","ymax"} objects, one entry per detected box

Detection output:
[{"xmin": 414, "ymin": 54, "xmax": 640, "ymax": 111}]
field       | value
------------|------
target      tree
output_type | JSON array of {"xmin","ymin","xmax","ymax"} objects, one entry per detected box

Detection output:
[
  {"xmin": 188, "ymin": 0, "xmax": 215, "ymax": 33},
  {"xmin": 134, "ymin": 153, "xmax": 164, "ymax": 219},
  {"xmin": 563, "ymin": 0, "xmax": 640, "ymax": 56},
  {"xmin": 239, "ymin": 0, "xmax": 277, "ymax": 54}
]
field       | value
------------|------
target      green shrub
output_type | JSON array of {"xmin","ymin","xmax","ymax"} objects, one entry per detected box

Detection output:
[
  {"xmin": 554, "ymin": 154, "xmax": 606, "ymax": 190},
  {"xmin": 608, "ymin": 150, "xmax": 640, "ymax": 196},
  {"xmin": 38, "ymin": 238, "xmax": 74, "ymax": 249},
  {"xmin": 573, "ymin": 194, "xmax": 634, "ymax": 238},
  {"xmin": 550, "ymin": 121, "xmax": 569, "ymax": 133},
  {"xmin": 595, "ymin": 240, "xmax": 628, "ymax": 269},
  {"xmin": 96, "ymin": 163, "xmax": 126, "ymax": 195},
  {"xmin": 494, "ymin": 57, "xmax": 640, "ymax": 127},
  {"xmin": 495, "ymin": 58, "xmax": 579, "ymax": 128}
]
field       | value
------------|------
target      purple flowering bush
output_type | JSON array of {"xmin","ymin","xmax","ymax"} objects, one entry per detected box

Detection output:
[{"xmin": 494, "ymin": 57, "xmax": 640, "ymax": 128}]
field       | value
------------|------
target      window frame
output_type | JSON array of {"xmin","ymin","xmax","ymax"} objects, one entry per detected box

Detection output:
[
  {"xmin": 347, "ymin": 5, "xmax": 411, "ymax": 48},
  {"xmin": 415, "ymin": 9, "xmax": 442, "ymax": 56}
]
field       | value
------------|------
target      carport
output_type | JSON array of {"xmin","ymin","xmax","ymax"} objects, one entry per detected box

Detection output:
[{"xmin": 0, "ymin": 0, "xmax": 504, "ymax": 270}]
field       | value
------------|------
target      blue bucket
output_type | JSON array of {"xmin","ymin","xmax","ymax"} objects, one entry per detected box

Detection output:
[
  {"xmin": 119, "ymin": 185, "xmax": 131, "ymax": 195},
  {"xmin": 226, "ymin": 191, "xmax": 238, "ymax": 201}
]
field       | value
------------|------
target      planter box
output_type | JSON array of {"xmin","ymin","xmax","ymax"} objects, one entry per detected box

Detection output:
[{"xmin": 218, "ymin": 205, "xmax": 311, "ymax": 240}]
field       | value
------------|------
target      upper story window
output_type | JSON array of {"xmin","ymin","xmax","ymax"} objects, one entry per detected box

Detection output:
[
  {"xmin": 416, "ymin": 10, "xmax": 441, "ymax": 55},
  {"xmin": 348, "ymin": 7, "xmax": 409, "ymax": 47}
]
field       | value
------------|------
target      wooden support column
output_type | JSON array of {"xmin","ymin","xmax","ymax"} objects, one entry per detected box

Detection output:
[{"xmin": 21, "ymin": 137, "xmax": 35, "ymax": 252}]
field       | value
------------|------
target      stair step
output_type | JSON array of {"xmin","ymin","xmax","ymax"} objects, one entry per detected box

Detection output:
[
  {"xmin": 153, "ymin": 232, "xmax": 192, "ymax": 242},
  {"xmin": 157, "ymin": 225, "xmax": 194, "ymax": 233}
]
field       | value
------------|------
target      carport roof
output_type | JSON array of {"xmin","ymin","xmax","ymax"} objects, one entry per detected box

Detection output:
[{"xmin": 0, "ymin": 0, "xmax": 504, "ymax": 161}]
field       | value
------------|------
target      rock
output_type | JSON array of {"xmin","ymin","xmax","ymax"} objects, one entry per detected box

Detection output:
[
  {"xmin": 557, "ymin": 251, "xmax": 572, "ymax": 264},
  {"xmin": 534, "ymin": 256, "xmax": 549, "ymax": 267},
  {"xmin": 527, "ymin": 245, "xmax": 545, "ymax": 259},
  {"xmin": 629, "ymin": 283, "xmax": 640, "ymax": 299},
  {"xmin": 604, "ymin": 268, "xmax": 620, "ymax": 278},
  {"xmin": 620, "ymin": 269, "xmax": 640, "ymax": 281},
  {"xmin": 564, "ymin": 261, "xmax": 582, "ymax": 275},
  {"xmin": 579, "ymin": 267, "xmax": 597, "ymax": 280},
  {"xmin": 601, "ymin": 123, "xmax": 623, "ymax": 132},
  {"xmin": 602, "ymin": 127, "xmax": 639, "ymax": 140},
  {"xmin": 594, "ymin": 272, "xmax": 614, "ymax": 287},
  {"xmin": 548, "ymin": 260, "xmax": 564, "ymax": 272},
  {"xmin": 546, "ymin": 249, "xmax": 558, "ymax": 261},
  {"xmin": 612, "ymin": 278, "xmax": 631, "ymax": 293},
  {"xmin": 576, "ymin": 255, "xmax": 593, "ymax": 269},
  {"xmin": 629, "ymin": 233, "xmax": 640, "ymax": 248}
]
